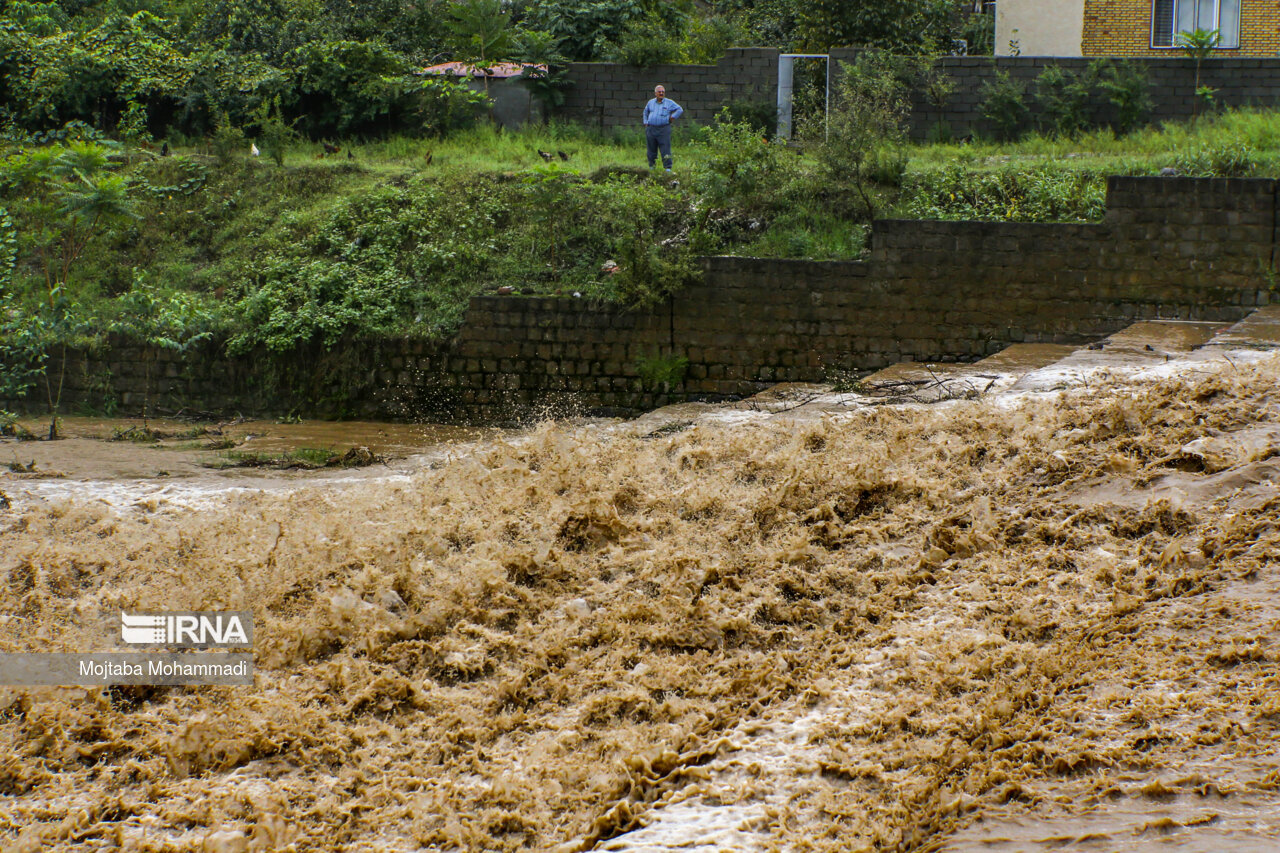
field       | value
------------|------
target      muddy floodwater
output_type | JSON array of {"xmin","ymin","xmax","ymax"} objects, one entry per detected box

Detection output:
[{"xmin": 2, "ymin": 344, "xmax": 1279, "ymax": 852}]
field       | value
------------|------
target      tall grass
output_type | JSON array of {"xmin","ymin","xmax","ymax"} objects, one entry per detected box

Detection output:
[{"xmin": 911, "ymin": 108, "xmax": 1280, "ymax": 175}]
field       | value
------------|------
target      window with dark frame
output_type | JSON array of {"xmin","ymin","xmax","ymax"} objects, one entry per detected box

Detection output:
[{"xmin": 1151, "ymin": 0, "xmax": 1241, "ymax": 48}]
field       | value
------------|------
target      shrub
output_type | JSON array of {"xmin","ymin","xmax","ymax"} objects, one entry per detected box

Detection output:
[
  {"xmin": 719, "ymin": 100, "xmax": 777, "ymax": 139},
  {"xmin": 1093, "ymin": 59, "xmax": 1151, "ymax": 135},
  {"xmin": 903, "ymin": 165, "xmax": 1106, "ymax": 223},
  {"xmin": 1035, "ymin": 65, "xmax": 1091, "ymax": 137},
  {"xmin": 979, "ymin": 71, "xmax": 1029, "ymax": 141},
  {"xmin": 813, "ymin": 53, "xmax": 913, "ymax": 216},
  {"xmin": 410, "ymin": 77, "xmax": 490, "ymax": 137},
  {"xmin": 693, "ymin": 111, "xmax": 788, "ymax": 216},
  {"xmin": 285, "ymin": 38, "xmax": 411, "ymax": 137},
  {"xmin": 1172, "ymin": 141, "xmax": 1258, "ymax": 177},
  {"xmin": 602, "ymin": 17, "xmax": 680, "ymax": 67},
  {"xmin": 249, "ymin": 97, "xmax": 299, "ymax": 166},
  {"xmin": 635, "ymin": 351, "xmax": 688, "ymax": 389},
  {"xmin": 211, "ymin": 111, "xmax": 247, "ymax": 163},
  {"xmin": 677, "ymin": 15, "xmax": 745, "ymax": 64}
]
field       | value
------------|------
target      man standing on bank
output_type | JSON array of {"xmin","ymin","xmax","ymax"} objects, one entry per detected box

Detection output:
[{"xmin": 643, "ymin": 85, "xmax": 683, "ymax": 172}]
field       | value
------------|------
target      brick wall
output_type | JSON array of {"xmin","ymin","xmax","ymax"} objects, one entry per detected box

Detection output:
[
  {"xmin": 18, "ymin": 178, "xmax": 1276, "ymax": 424},
  {"xmin": 1082, "ymin": 0, "xmax": 1280, "ymax": 56}
]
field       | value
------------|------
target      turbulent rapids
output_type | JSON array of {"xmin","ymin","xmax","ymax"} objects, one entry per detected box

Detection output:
[{"xmin": 3, "ymin": 344, "xmax": 1280, "ymax": 851}]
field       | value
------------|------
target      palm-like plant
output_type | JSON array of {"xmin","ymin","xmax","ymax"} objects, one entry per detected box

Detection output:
[
  {"xmin": 54, "ymin": 171, "xmax": 138, "ymax": 300},
  {"xmin": 1175, "ymin": 27, "xmax": 1221, "ymax": 119},
  {"xmin": 1, "ymin": 142, "xmax": 139, "ymax": 438}
]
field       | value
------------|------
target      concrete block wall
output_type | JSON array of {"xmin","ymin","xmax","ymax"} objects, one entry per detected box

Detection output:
[
  {"xmin": 558, "ymin": 47, "xmax": 779, "ymax": 133},
  {"xmin": 19, "ymin": 177, "xmax": 1276, "ymax": 424},
  {"xmin": 556, "ymin": 49, "xmax": 1280, "ymax": 141},
  {"xmin": 906, "ymin": 56, "xmax": 1280, "ymax": 140}
]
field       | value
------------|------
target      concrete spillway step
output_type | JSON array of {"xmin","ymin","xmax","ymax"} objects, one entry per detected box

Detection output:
[
  {"xmin": 860, "ymin": 343, "xmax": 1077, "ymax": 401},
  {"xmin": 972, "ymin": 343, "xmax": 1081, "ymax": 372},
  {"xmin": 1010, "ymin": 320, "xmax": 1223, "ymax": 392},
  {"xmin": 1196, "ymin": 304, "xmax": 1280, "ymax": 350}
]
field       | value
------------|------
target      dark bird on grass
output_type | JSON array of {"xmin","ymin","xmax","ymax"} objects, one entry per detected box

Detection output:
[
  {"xmin": 538, "ymin": 149, "xmax": 554, "ymax": 162},
  {"xmin": 160, "ymin": 142, "xmax": 170, "ymax": 157},
  {"xmin": 425, "ymin": 150, "xmax": 433, "ymax": 166},
  {"xmin": 347, "ymin": 150, "xmax": 354, "ymax": 160},
  {"xmin": 324, "ymin": 142, "xmax": 341, "ymax": 154},
  {"xmin": 557, "ymin": 150, "xmax": 570, "ymax": 162}
]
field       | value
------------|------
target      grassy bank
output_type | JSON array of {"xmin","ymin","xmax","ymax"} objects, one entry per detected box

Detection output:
[{"xmin": 3, "ymin": 110, "xmax": 1280, "ymax": 360}]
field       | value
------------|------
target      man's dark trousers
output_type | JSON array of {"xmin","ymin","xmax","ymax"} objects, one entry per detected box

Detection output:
[{"xmin": 646, "ymin": 124, "xmax": 673, "ymax": 170}]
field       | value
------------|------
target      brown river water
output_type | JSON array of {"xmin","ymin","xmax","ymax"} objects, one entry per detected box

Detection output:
[{"xmin": 2, "ymin": 342, "xmax": 1279, "ymax": 852}]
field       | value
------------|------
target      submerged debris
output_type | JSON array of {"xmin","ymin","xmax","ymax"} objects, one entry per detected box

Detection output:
[{"xmin": 202, "ymin": 444, "xmax": 384, "ymax": 470}]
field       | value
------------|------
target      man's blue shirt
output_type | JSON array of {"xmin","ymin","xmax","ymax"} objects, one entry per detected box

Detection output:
[{"xmin": 643, "ymin": 98, "xmax": 683, "ymax": 126}]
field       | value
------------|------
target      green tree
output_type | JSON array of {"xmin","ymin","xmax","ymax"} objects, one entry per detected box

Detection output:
[
  {"xmin": 286, "ymin": 39, "xmax": 409, "ymax": 136},
  {"xmin": 0, "ymin": 11, "xmax": 191, "ymax": 132},
  {"xmin": 796, "ymin": 0, "xmax": 959, "ymax": 53},
  {"xmin": 515, "ymin": 30, "xmax": 572, "ymax": 121},
  {"xmin": 521, "ymin": 164, "xmax": 576, "ymax": 276},
  {"xmin": 1176, "ymin": 27, "xmax": 1220, "ymax": 119},
  {"xmin": 520, "ymin": 0, "xmax": 644, "ymax": 62},
  {"xmin": 815, "ymin": 54, "xmax": 914, "ymax": 217},
  {"xmin": 0, "ymin": 204, "xmax": 40, "ymax": 428},
  {"xmin": 0, "ymin": 141, "xmax": 138, "ymax": 438},
  {"xmin": 446, "ymin": 0, "xmax": 515, "ymax": 92}
]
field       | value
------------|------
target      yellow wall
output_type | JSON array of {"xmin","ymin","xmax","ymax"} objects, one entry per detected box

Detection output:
[{"xmin": 1083, "ymin": 0, "xmax": 1280, "ymax": 56}]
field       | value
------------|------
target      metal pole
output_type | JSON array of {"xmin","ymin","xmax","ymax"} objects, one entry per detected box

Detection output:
[
  {"xmin": 777, "ymin": 55, "xmax": 794, "ymax": 141},
  {"xmin": 776, "ymin": 54, "xmax": 830, "ymax": 143},
  {"xmin": 825, "ymin": 56, "xmax": 831, "ymax": 141}
]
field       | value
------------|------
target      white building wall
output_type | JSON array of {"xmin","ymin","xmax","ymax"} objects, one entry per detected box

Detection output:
[{"xmin": 996, "ymin": 0, "xmax": 1086, "ymax": 56}]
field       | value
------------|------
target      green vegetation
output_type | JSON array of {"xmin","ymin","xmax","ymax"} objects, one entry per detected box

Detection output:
[
  {"xmin": 0, "ymin": 2, "xmax": 1276, "ymax": 423},
  {"xmin": 1176, "ymin": 28, "xmax": 1223, "ymax": 118},
  {"xmin": 4, "ymin": 109, "xmax": 1277, "ymax": 367},
  {"xmin": 636, "ymin": 351, "xmax": 689, "ymax": 390},
  {"xmin": 0, "ymin": 0, "xmax": 993, "ymax": 148},
  {"xmin": 205, "ymin": 445, "xmax": 382, "ymax": 468}
]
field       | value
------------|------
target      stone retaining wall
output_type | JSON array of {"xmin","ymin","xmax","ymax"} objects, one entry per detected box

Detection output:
[{"xmin": 13, "ymin": 177, "xmax": 1276, "ymax": 424}]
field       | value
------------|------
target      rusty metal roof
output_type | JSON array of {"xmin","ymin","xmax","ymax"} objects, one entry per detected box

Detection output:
[{"xmin": 419, "ymin": 61, "xmax": 546, "ymax": 79}]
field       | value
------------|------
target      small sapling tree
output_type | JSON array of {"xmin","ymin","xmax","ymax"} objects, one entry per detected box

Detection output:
[
  {"xmin": 816, "ymin": 53, "xmax": 914, "ymax": 218},
  {"xmin": 1176, "ymin": 28, "xmax": 1221, "ymax": 120},
  {"xmin": 446, "ymin": 0, "xmax": 516, "ymax": 94},
  {"xmin": 249, "ymin": 97, "xmax": 299, "ymax": 166},
  {"xmin": 0, "ymin": 141, "xmax": 139, "ymax": 438},
  {"xmin": 522, "ymin": 163, "xmax": 575, "ymax": 277}
]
